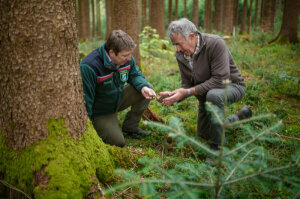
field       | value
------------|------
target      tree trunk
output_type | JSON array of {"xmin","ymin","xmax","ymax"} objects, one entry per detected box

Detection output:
[
  {"xmin": 110, "ymin": 0, "xmax": 141, "ymax": 66},
  {"xmin": 184, "ymin": 0, "xmax": 187, "ymax": 18},
  {"xmin": 204, "ymin": 0, "xmax": 212, "ymax": 32},
  {"xmin": 260, "ymin": 0, "xmax": 276, "ymax": 32},
  {"xmin": 149, "ymin": 0, "xmax": 165, "ymax": 39},
  {"xmin": 254, "ymin": 0, "xmax": 259, "ymax": 29},
  {"xmin": 247, "ymin": 0, "xmax": 253, "ymax": 33},
  {"xmin": 0, "ymin": 0, "xmax": 86, "ymax": 149},
  {"xmin": 142, "ymin": 0, "xmax": 147, "ymax": 29},
  {"xmin": 233, "ymin": 0, "xmax": 239, "ymax": 30},
  {"xmin": 192, "ymin": 0, "xmax": 199, "ymax": 28},
  {"xmin": 91, "ymin": 0, "xmax": 96, "ymax": 38},
  {"xmin": 240, "ymin": 0, "xmax": 248, "ymax": 34},
  {"xmin": 223, "ymin": 0, "xmax": 235, "ymax": 34},
  {"xmin": 168, "ymin": 0, "xmax": 173, "ymax": 24},
  {"xmin": 272, "ymin": 0, "xmax": 300, "ymax": 43},
  {"xmin": 105, "ymin": 0, "xmax": 112, "ymax": 38},
  {"xmin": 175, "ymin": 0, "xmax": 179, "ymax": 19},
  {"xmin": 96, "ymin": 0, "xmax": 102, "ymax": 39},
  {"xmin": 275, "ymin": 0, "xmax": 282, "ymax": 20},
  {"xmin": 78, "ymin": 0, "xmax": 91, "ymax": 40},
  {"xmin": 214, "ymin": 0, "xmax": 223, "ymax": 32}
]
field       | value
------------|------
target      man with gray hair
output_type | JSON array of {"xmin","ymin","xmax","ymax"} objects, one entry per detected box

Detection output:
[
  {"xmin": 159, "ymin": 18, "xmax": 251, "ymax": 150},
  {"xmin": 81, "ymin": 30, "xmax": 156, "ymax": 147}
]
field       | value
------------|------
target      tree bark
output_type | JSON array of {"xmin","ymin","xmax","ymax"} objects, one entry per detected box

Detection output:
[
  {"xmin": 234, "ymin": 0, "xmax": 239, "ymax": 30},
  {"xmin": 204, "ymin": 0, "xmax": 212, "ymax": 32},
  {"xmin": 142, "ymin": 0, "xmax": 147, "ymax": 29},
  {"xmin": 96, "ymin": 0, "xmax": 102, "ymax": 39},
  {"xmin": 78, "ymin": 0, "xmax": 91, "ymax": 40},
  {"xmin": 214, "ymin": 0, "xmax": 223, "ymax": 32},
  {"xmin": 247, "ymin": 0, "xmax": 253, "ymax": 33},
  {"xmin": 149, "ymin": 0, "xmax": 165, "ymax": 39},
  {"xmin": 105, "ymin": 0, "xmax": 111, "ymax": 38},
  {"xmin": 0, "ymin": 0, "xmax": 86, "ymax": 149},
  {"xmin": 192, "ymin": 0, "xmax": 199, "ymax": 28},
  {"xmin": 91, "ymin": 0, "xmax": 96, "ymax": 38},
  {"xmin": 254, "ymin": 0, "xmax": 259, "ymax": 29},
  {"xmin": 240, "ymin": 0, "xmax": 248, "ymax": 34},
  {"xmin": 175, "ymin": 0, "xmax": 178, "ymax": 19},
  {"xmin": 223, "ymin": 0, "xmax": 235, "ymax": 34},
  {"xmin": 184, "ymin": 0, "xmax": 187, "ymax": 18},
  {"xmin": 272, "ymin": 0, "xmax": 300, "ymax": 43},
  {"xmin": 110, "ymin": 0, "xmax": 141, "ymax": 66},
  {"xmin": 260, "ymin": 0, "xmax": 276, "ymax": 32},
  {"xmin": 168, "ymin": 0, "xmax": 173, "ymax": 24}
]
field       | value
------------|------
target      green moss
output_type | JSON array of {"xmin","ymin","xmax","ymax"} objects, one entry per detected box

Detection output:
[{"xmin": 0, "ymin": 118, "xmax": 133, "ymax": 199}]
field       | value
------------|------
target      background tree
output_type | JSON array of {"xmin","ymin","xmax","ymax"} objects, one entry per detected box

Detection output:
[
  {"xmin": 105, "ymin": 0, "xmax": 111, "ymax": 38},
  {"xmin": 149, "ymin": 0, "xmax": 165, "ymax": 39},
  {"xmin": 214, "ymin": 0, "xmax": 223, "ymax": 32},
  {"xmin": 247, "ymin": 0, "xmax": 253, "ymax": 33},
  {"xmin": 271, "ymin": 0, "xmax": 300, "ymax": 43},
  {"xmin": 168, "ymin": 0, "xmax": 173, "ymax": 24},
  {"xmin": 260, "ymin": 0, "xmax": 276, "ymax": 32},
  {"xmin": 253, "ymin": 0, "xmax": 259, "ymax": 29},
  {"xmin": 223, "ymin": 0, "xmax": 235, "ymax": 34},
  {"xmin": 175, "ymin": 0, "xmax": 178, "ymax": 19},
  {"xmin": 204, "ymin": 0, "xmax": 212, "ymax": 32},
  {"xmin": 91, "ymin": 0, "xmax": 96, "ymax": 38},
  {"xmin": 240, "ymin": 0, "xmax": 248, "ymax": 34},
  {"xmin": 184, "ymin": 0, "xmax": 187, "ymax": 18},
  {"xmin": 96, "ymin": 0, "xmax": 102, "ymax": 39},
  {"xmin": 109, "ymin": 0, "xmax": 141, "ymax": 65},
  {"xmin": 233, "ymin": 0, "xmax": 239, "ymax": 31},
  {"xmin": 142, "ymin": 0, "xmax": 147, "ymax": 29},
  {"xmin": 78, "ymin": 0, "xmax": 91, "ymax": 40},
  {"xmin": 192, "ymin": 0, "xmax": 199, "ymax": 28}
]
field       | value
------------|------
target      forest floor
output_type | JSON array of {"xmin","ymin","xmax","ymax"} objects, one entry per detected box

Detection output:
[{"xmin": 79, "ymin": 30, "xmax": 299, "ymax": 198}]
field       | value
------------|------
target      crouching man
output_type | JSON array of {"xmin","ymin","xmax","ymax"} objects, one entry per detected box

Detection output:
[{"xmin": 80, "ymin": 30, "xmax": 156, "ymax": 147}]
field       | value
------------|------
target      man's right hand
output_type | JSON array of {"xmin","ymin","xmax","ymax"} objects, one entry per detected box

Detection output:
[{"xmin": 157, "ymin": 91, "xmax": 172, "ymax": 103}]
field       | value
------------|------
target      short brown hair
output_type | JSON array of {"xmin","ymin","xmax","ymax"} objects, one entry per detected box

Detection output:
[{"xmin": 105, "ymin": 30, "xmax": 136, "ymax": 55}]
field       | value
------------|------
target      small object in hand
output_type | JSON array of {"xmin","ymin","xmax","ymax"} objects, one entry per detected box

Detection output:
[{"xmin": 157, "ymin": 95, "xmax": 169, "ymax": 103}]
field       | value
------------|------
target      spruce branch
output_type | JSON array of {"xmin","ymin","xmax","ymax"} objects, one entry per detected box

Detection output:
[{"xmin": 224, "ymin": 121, "xmax": 282, "ymax": 157}]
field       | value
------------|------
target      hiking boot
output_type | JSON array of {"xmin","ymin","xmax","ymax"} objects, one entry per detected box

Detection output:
[
  {"xmin": 236, "ymin": 106, "xmax": 252, "ymax": 120},
  {"xmin": 122, "ymin": 127, "xmax": 152, "ymax": 137}
]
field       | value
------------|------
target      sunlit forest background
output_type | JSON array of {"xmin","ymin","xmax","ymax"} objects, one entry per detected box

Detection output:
[{"xmin": 0, "ymin": 0, "xmax": 299, "ymax": 198}]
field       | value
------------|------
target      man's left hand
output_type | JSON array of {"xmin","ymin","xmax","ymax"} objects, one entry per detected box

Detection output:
[
  {"xmin": 162, "ymin": 88, "xmax": 187, "ymax": 106},
  {"xmin": 141, "ymin": 86, "xmax": 156, "ymax": 100}
]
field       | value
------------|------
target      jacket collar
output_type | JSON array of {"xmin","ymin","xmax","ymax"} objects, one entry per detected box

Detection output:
[{"xmin": 99, "ymin": 42, "xmax": 120, "ymax": 71}]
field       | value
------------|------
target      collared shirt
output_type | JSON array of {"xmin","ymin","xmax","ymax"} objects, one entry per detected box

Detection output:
[{"xmin": 183, "ymin": 35, "xmax": 200, "ymax": 69}]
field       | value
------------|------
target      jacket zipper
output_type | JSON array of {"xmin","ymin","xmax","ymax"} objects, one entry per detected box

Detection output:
[{"xmin": 113, "ymin": 72, "xmax": 119, "ymax": 112}]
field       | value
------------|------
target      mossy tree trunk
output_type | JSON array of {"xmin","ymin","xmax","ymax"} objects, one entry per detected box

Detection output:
[
  {"xmin": 272, "ymin": 0, "xmax": 300, "ymax": 43},
  {"xmin": 0, "ymin": 0, "xmax": 86, "ymax": 149},
  {"xmin": 78, "ymin": 0, "xmax": 91, "ymax": 40},
  {"xmin": 149, "ymin": 0, "xmax": 165, "ymax": 39},
  {"xmin": 0, "ymin": 1, "xmax": 127, "ymax": 198}
]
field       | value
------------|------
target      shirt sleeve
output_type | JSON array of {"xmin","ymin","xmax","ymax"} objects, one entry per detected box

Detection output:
[
  {"xmin": 194, "ymin": 38, "xmax": 230, "ymax": 95},
  {"xmin": 127, "ymin": 56, "xmax": 150, "ymax": 92},
  {"xmin": 80, "ymin": 64, "xmax": 97, "ymax": 119}
]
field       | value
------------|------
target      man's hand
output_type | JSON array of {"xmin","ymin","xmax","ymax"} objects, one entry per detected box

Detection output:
[
  {"xmin": 160, "ymin": 88, "xmax": 188, "ymax": 106},
  {"xmin": 141, "ymin": 86, "xmax": 156, "ymax": 100}
]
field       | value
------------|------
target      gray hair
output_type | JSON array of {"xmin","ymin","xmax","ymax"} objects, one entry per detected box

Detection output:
[{"xmin": 167, "ymin": 18, "xmax": 198, "ymax": 40}]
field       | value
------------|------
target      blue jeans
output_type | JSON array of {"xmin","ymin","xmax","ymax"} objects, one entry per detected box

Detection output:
[{"xmin": 197, "ymin": 83, "xmax": 246, "ymax": 146}]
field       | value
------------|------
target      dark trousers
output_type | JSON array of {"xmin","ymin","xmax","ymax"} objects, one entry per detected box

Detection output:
[
  {"xmin": 197, "ymin": 83, "xmax": 246, "ymax": 146},
  {"xmin": 92, "ymin": 84, "xmax": 149, "ymax": 147}
]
